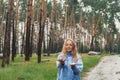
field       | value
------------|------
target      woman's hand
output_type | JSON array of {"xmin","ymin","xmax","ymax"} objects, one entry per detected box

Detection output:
[
  {"xmin": 70, "ymin": 63, "xmax": 76, "ymax": 67},
  {"xmin": 57, "ymin": 59, "xmax": 65, "ymax": 65}
]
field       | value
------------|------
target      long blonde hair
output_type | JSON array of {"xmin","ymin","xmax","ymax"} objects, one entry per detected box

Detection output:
[{"xmin": 61, "ymin": 39, "xmax": 78, "ymax": 60}]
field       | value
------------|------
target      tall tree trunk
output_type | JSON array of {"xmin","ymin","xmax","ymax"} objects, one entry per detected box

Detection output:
[
  {"xmin": 89, "ymin": 4, "xmax": 106, "ymax": 51},
  {"xmin": 0, "ymin": 0, "xmax": 2, "ymax": 53},
  {"xmin": 29, "ymin": 0, "xmax": 35, "ymax": 57},
  {"xmin": 89, "ymin": 13, "xmax": 102, "ymax": 51},
  {"xmin": 0, "ymin": 0, "xmax": 1, "ymax": 23},
  {"xmin": 46, "ymin": 19, "xmax": 49, "ymax": 53},
  {"xmin": 12, "ymin": 18, "xmax": 16, "ymax": 62},
  {"xmin": 109, "ymin": 33, "xmax": 113, "ymax": 53},
  {"xmin": 1, "ymin": 13, "xmax": 9, "ymax": 67},
  {"xmin": 79, "ymin": 7, "xmax": 85, "ymax": 51},
  {"xmin": 15, "ymin": 0, "xmax": 20, "ymax": 54},
  {"xmin": 43, "ymin": 35, "xmax": 46, "ymax": 53},
  {"xmin": 64, "ymin": 0, "xmax": 68, "ymax": 39},
  {"xmin": 0, "ymin": 6, "xmax": 6, "ymax": 54},
  {"xmin": 11, "ymin": 0, "xmax": 16, "ymax": 62},
  {"xmin": 47, "ymin": 0, "xmax": 56, "ymax": 56},
  {"xmin": 25, "ymin": 0, "xmax": 33, "ymax": 61},
  {"xmin": 20, "ymin": 22, "xmax": 25, "ymax": 56},
  {"xmin": 90, "ymin": 35, "xmax": 94, "ymax": 51},
  {"xmin": 37, "ymin": 0, "xmax": 46, "ymax": 63},
  {"xmin": 37, "ymin": 8, "xmax": 42, "ymax": 62},
  {"xmin": 2, "ymin": 0, "xmax": 13, "ymax": 67},
  {"xmin": 117, "ymin": 33, "xmax": 120, "ymax": 53}
]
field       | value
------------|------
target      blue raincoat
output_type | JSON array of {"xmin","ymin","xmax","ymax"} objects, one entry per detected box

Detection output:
[{"xmin": 56, "ymin": 52, "xmax": 83, "ymax": 80}]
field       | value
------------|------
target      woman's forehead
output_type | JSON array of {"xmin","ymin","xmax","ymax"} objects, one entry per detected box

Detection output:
[{"xmin": 66, "ymin": 40, "xmax": 73, "ymax": 44}]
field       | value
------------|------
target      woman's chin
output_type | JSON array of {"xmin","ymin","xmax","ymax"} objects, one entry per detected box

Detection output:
[{"xmin": 66, "ymin": 50, "xmax": 72, "ymax": 52}]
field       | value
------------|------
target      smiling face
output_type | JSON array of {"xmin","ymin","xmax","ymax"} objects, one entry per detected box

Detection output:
[
  {"xmin": 65, "ymin": 40, "xmax": 73, "ymax": 52},
  {"xmin": 62, "ymin": 39, "xmax": 78, "ymax": 60}
]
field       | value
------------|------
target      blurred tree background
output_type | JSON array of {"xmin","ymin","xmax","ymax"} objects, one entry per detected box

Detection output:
[{"xmin": 0, "ymin": 0, "xmax": 120, "ymax": 67}]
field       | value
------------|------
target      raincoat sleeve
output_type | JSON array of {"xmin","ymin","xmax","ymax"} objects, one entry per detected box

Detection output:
[
  {"xmin": 71, "ymin": 55, "xmax": 83, "ymax": 75},
  {"xmin": 56, "ymin": 54, "xmax": 65, "ymax": 68}
]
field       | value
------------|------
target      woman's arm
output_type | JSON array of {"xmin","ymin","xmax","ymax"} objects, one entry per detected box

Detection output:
[
  {"xmin": 56, "ymin": 54, "xmax": 65, "ymax": 68},
  {"xmin": 71, "ymin": 55, "xmax": 83, "ymax": 75}
]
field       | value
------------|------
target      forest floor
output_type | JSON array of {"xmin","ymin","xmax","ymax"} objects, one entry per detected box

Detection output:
[{"xmin": 82, "ymin": 55, "xmax": 120, "ymax": 80}]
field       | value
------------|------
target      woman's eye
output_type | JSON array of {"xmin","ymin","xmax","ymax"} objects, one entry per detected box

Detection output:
[
  {"xmin": 66, "ymin": 44, "xmax": 68, "ymax": 46},
  {"xmin": 70, "ymin": 44, "xmax": 72, "ymax": 46},
  {"xmin": 66, "ymin": 44, "xmax": 72, "ymax": 46}
]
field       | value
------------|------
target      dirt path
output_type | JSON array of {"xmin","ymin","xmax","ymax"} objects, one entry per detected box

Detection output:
[{"xmin": 82, "ymin": 55, "xmax": 120, "ymax": 80}]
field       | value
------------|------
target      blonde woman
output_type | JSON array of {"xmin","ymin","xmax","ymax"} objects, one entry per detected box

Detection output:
[{"xmin": 56, "ymin": 39, "xmax": 83, "ymax": 80}]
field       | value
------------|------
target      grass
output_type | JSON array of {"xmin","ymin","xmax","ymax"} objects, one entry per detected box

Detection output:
[
  {"xmin": 0, "ymin": 54, "xmax": 57, "ymax": 80},
  {"xmin": 0, "ymin": 53, "xmax": 109, "ymax": 80}
]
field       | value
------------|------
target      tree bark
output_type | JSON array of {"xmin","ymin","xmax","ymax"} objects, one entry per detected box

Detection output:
[
  {"xmin": 47, "ymin": 0, "xmax": 56, "ymax": 56},
  {"xmin": 12, "ymin": 17, "xmax": 16, "ymax": 62},
  {"xmin": 0, "ymin": 0, "xmax": 2, "ymax": 53},
  {"xmin": 37, "ymin": 9, "xmax": 43, "ymax": 63},
  {"xmin": 37, "ymin": 0, "xmax": 46, "ymax": 63},
  {"xmin": 25, "ymin": 0, "xmax": 33, "ymax": 61},
  {"xmin": 11, "ymin": 0, "xmax": 16, "ymax": 62},
  {"xmin": 2, "ymin": 0, "xmax": 14, "ymax": 67}
]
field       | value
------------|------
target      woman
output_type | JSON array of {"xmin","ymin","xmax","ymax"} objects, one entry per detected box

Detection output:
[{"xmin": 56, "ymin": 38, "xmax": 83, "ymax": 80}]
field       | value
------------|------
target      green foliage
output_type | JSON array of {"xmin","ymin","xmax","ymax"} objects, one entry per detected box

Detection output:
[
  {"xmin": 47, "ymin": 1, "xmax": 52, "ymax": 17},
  {"xmin": 19, "ymin": 0, "xmax": 28, "ymax": 21},
  {"xmin": 2, "ymin": 1, "xmax": 7, "ymax": 20}
]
